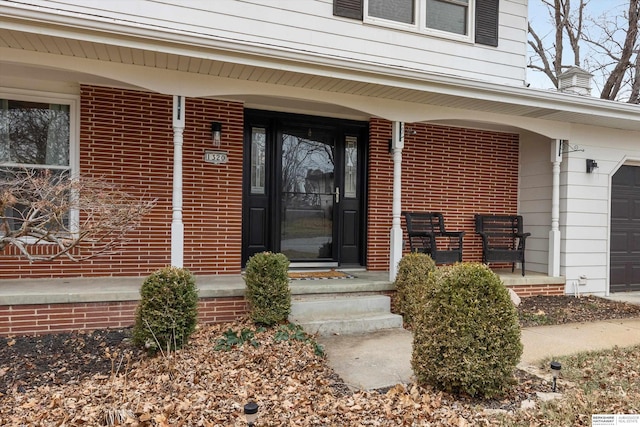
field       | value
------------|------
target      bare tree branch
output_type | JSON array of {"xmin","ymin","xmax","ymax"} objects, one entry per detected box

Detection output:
[
  {"xmin": 554, "ymin": 0, "xmax": 565, "ymax": 78},
  {"xmin": 598, "ymin": 0, "xmax": 639, "ymax": 100},
  {"xmin": 527, "ymin": 0, "xmax": 588, "ymax": 88},
  {"xmin": 528, "ymin": 23, "xmax": 559, "ymax": 86},
  {"xmin": 630, "ymin": 50, "xmax": 640, "ymax": 103}
]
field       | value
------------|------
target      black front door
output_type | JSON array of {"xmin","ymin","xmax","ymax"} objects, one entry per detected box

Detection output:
[{"xmin": 242, "ymin": 110, "xmax": 367, "ymax": 266}]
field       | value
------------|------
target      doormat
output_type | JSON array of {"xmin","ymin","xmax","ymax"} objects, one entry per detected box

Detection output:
[{"xmin": 288, "ymin": 270, "xmax": 354, "ymax": 280}]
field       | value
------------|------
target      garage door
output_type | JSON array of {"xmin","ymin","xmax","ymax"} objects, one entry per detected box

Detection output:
[{"xmin": 610, "ymin": 165, "xmax": 640, "ymax": 292}]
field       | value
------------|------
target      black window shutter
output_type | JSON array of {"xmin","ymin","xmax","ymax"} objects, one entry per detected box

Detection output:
[
  {"xmin": 334, "ymin": 0, "xmax": 363, "ymax": 20},
  {"xmin": 475, "ymin": 0, "xmax": 499, "ymax": 47}
]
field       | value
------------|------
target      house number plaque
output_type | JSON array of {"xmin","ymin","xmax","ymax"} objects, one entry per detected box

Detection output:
[{"xmin": 204, "ymin": 150, "xmax": 228, "ymax": 164}]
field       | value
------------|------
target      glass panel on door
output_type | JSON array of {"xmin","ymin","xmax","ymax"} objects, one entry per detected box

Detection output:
[{"xmin": 280, "ymin": 127, "xmax": 335, "ymax": 260}]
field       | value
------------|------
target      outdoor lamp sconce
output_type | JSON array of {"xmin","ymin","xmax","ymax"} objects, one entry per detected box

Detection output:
[
  {"xmin": 550, "ymin": 361, "xmax": 562, "ymax": 392},
  {"xmin": 243, "ymin": 401, "xmax": 259, "ymax": 426},
  {"xmin": 211, "ymin": 122, "xmax": 222, "ymax": 147},
  {"xmin": 586, "ymin": 159, "xmax": 598, "ymax": 174}
]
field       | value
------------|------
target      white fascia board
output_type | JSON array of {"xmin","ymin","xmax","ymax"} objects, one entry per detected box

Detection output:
[{"xmin": 2, "ymin": 2, "xmax": 640, "ymax": 126}]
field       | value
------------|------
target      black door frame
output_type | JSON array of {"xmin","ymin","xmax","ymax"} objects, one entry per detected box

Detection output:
[{"xmin": 242, "ymin": 109, "xmax": 368, "ymax": 267}]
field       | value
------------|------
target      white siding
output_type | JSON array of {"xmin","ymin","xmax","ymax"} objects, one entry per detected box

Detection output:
[
  {"xmin": 560, "ymin": 125, "xmax": 640, "ymax": 295},
  {"xmin": 519, "ymin": 131, "xmax": 552, "ymax": 275},
  {"xmin": 7, "ymin": 0, "xmax": 528, "ymax": 86},
  {"xmin": 519, "ymin": 121, "xmax": 640, "ymax": 296}
]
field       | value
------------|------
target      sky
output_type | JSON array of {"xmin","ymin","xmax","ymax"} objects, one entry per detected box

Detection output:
[{"xmin": 526, "ymin": 0, "xmax": 629, "ymax": 92}]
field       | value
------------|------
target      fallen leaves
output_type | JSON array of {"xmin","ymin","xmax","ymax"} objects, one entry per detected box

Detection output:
[
  {"xmin": 518, "ymin": 295, "xmax": 640, "ymax": 327},
  {"xmin": 1, "ymin": 296, "xmax": 640, "ymax": 426},
  {"xmin": 0, "ymin": 320, "xmax": 503, "ymax": 426},
  {"xmin": 493, "ymin": 344, "xmax": 640, "ymax": 426}
]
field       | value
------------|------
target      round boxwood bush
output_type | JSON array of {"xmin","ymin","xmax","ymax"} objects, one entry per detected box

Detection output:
[
  {"xmin": 394, "ymin": 252, "xmax": 436, "ymax": 327},
  {"xmin": 244, "ymin": 251, "xmax": 291, "ymax": 326},
  {"xmin": 411, "ymin": 262, "xmax": 522, "ymax": 398},
  {"xmin": 132, "ymin": 266, "xmax": 198, "ymax": 353}
]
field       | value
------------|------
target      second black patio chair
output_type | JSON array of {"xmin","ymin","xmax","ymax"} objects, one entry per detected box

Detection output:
[{"xmin": 474, "ymin": 214, "xmax": 531, "ymax": 276}]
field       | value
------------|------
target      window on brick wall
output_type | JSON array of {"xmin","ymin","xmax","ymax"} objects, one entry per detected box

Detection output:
[
  {"xmin": 335, "ymin": 0, "xmax": 499, "ymax": 46},
  {"xmin": 1, "ymin": 95, "xmax": 75, "ymax": 235}
]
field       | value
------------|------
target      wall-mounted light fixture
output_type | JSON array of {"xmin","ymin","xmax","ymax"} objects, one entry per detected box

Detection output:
[
  {"xmin": 586, "ymin": 159, "xmax": 598, "ymax": 174},
  {"xmin": 211, "ymin": 122, "xmax": 222, "ymax": 147}
]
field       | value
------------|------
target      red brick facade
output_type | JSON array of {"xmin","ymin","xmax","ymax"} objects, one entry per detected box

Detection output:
[
  {"xmin": 366, "ymin": 118, "xmax": 519, "ymax": 270},
  {"xmin": 0, "ymin": 86, "xmax": 244, "ymax": 279},
  {"xmin": 0, "ymin": 297, "xmax": 247, "ymax": 336},
  {"xmin": 509, "ymin": 284, "xmax": 564, "ymax": 297},
  {"xmin": 1, "ymin": 87, "xmax": 556, "ymax": 337},
  {"xmin": 0, "ymin": 88, "xmax": 519, "ymax": 279}
]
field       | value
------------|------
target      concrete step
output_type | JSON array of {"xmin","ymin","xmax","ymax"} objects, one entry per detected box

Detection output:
[{"xmin": 289, "ymin": 294, "xmax": 404, "ymax": 336}]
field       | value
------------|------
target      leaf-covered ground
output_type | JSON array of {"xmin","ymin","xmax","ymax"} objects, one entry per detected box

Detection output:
[
  {"xmin": 517, "ymin": 295, "xmax": 640, "ymax": 327},
  {"xmin": 497, "ymin": 345, "xmax": 640, "ymax": 426},
  {"xmin": 1, "ymin": 295, "xmax": 639, "ymax": 426}
]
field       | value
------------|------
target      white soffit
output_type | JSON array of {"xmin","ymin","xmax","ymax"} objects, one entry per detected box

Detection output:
[{"xmin": 1, "ymin": 25, "xmax": 640, "ymax": 132}]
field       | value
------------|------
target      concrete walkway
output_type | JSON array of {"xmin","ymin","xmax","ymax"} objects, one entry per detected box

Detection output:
[
  {"xmin": 318, "ymin": 317, "xmax": 640, "ymax": 391},
  {"xmin": 520, "ymin": 318, "xmax": 640, "ymax": 365},
  {"xmin": 318, "ymin": 328, "xmax": 414, "ymax": 390}
]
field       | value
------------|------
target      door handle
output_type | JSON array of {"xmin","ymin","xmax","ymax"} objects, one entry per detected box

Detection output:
[{"xmin": 334, "ymin": 187, "xmax": 340, "ymax": 203}]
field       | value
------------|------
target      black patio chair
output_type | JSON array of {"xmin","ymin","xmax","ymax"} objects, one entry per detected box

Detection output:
[
  {"xmin": 402, "ymin": 211, "xmax": 465, "ymax": 264},
  {"xmin": 474, "ymin": 214, "xmax": 531, "ymax": 276}
]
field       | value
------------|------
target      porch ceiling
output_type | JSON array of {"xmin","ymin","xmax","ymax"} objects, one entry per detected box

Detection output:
[{"xmin": 2, "ymin": 27, "xmax": 640, "ymax": 132}]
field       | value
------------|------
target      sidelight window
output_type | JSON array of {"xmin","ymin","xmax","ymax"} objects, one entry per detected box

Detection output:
[
  {"xmin": 344, "ymin": 136, "xmax": 358, "ymax": 198},
  {"xmin": 250, "ymin": 127, "xmax": 266, "ymax": 195}
]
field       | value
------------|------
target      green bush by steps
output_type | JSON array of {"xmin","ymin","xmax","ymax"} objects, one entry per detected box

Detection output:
[
  {"xmin": 132, "ymin": 266, "xmax": 198, "ymax": 354},
  {"xmin": 412, "ymin": 262, "xmax": 522, "ymax": 398},
  {"xmin": 244, "ymin": 251, "xmax": 291, "ymax": 326},
  {"xmin": 394, "ymin": 252, "xmax": 436, "ymax": 327}
]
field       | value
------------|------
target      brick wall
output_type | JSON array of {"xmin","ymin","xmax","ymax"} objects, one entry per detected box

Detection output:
[
  {"xmin": 0, "ymin": 86, "xmax": 244, "ymax": 279},
  {"xmin": 0, "ymin": 298, "xmax": 248, "ymax": 336},
  {"xmin": 367, "ymin": 119, "xmax": 519, "ymax": 270},
  {"xmin": 509, "ymin": 284, "xmax": 564, "ymax": 297},
  {"xmin": 1, "ymin": 97, "xmax": 519, "ymax": 279}
]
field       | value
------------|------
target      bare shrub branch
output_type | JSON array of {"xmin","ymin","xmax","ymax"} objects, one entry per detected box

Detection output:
[{"xmin": 0, "ymin": 168, "xmax": 156, "ymax": 262}]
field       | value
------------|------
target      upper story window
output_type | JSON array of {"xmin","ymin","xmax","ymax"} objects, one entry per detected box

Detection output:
[
  {"xmin": 367, "ymin": 0, "xmax": 415, "ymax": 25},
  {"xmin": 334, "ymin": 0, "xmax": 499, "ymax": 47},
  {"xmin": 425, "ymin": 0, "xmax": 469, "ymax": 35},
  {"xmin": 366, "ymin": 0, "xmax": 471, "ymax": 39}
]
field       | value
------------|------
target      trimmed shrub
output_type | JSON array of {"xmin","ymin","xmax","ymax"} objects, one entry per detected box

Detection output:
[
  {"xmin": 412, "ymin": 262, "xmax": 522, "ymax": 398},
  {"xmin": 132, "ymin": 266, "xmax": 198, "ymax": 353},
  {"xmin": 244, "ymin": 251, "xmax": 291, "ymax": 326},
  {"xmin": 393, "ymin": 252, "xmax": 436, "ymax": 327}
]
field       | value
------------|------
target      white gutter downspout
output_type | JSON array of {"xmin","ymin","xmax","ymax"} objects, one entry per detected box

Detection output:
[
  {"xmin": 548, "ymin": 139, "xmax": 562, "ymax": 277},
  {"xmin": 171, "ymin": 95, "xmax": 186, "ymax": 268},
  {"xmin": 389, "ymin": 121, "xmax": 405, "ymax": 281}
]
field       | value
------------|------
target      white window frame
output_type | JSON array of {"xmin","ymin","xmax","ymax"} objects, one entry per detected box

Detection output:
[
  {"xmin": 364, "ymin": 0, "xmax": 419, "ymax": 32},
  {"xmin": 364, "ymin": 0, "xmax": 475, "ymax": 43},
  {"xmin": 0, "ymin": 87, "xmax": 80, "ymax": 240}
]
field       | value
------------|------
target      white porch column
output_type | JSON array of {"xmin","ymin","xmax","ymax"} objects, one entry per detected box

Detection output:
[
  {"xmin": 171, "ymin": 95, "xmax": 186, "ymax": 267},
  {"xmin": 548, "ymin": 139, "xmax": 562, "ymax": 277},
  {"xmin": 389, "ymin": 121, "xmax": 405, "ymax": 281}
]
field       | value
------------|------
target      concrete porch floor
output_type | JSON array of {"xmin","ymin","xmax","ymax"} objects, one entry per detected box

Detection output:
[{"xmin": 0, "ymin": 269, "xmax": 564, "ymax": 306}]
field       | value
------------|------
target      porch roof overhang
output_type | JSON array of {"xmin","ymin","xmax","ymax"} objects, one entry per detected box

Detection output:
[{"xmin": 1, "ymin": 2, "xmax": 640, "ymax": 134}]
